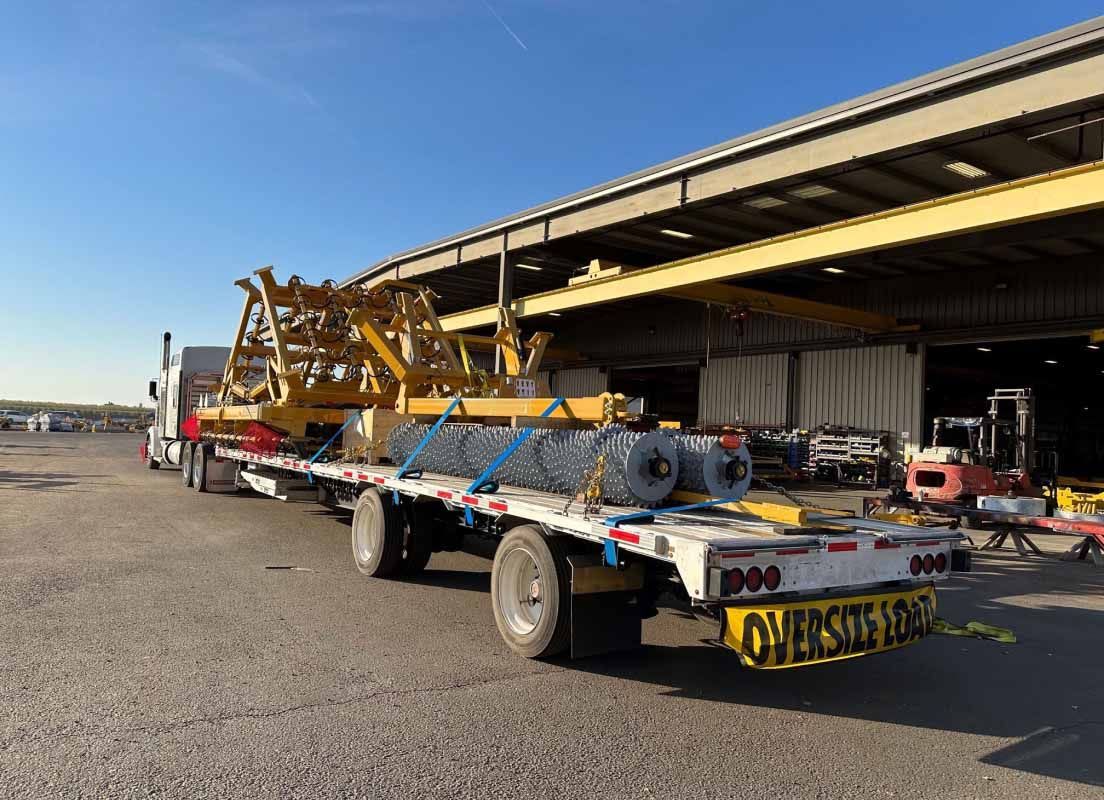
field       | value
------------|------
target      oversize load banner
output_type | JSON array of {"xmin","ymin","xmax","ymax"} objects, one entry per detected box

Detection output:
[{"xmin": 722, "ymin": 584, "xmax": 937, "ymax": 669}]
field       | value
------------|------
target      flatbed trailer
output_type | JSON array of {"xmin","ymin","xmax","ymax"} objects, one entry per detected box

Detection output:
[{"xmin": 175, "ymin": 438, "xmax": 967, "ymax": 668}]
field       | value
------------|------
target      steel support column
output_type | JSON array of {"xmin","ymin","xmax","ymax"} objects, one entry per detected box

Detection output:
[{"xmin": 496, "ymin": 232, "xmax": 515, "ymax": 373}]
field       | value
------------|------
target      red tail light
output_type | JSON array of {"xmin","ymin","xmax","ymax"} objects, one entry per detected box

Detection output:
[
  {"xmin": 922, "ymin": 554, "xmax": 935, "ymax": 574},
  {"xmin": 763, "ymin": 565, "xmax": 781, "ymax": 591},
  {"xmin": 935, "ymin": 552, "xmax": 947, "ymax": 573},
  {"xmin": 909, "ymin": 555, "xmax": 922, "ymax": 576},
  {"xmin": 745, "ymin": 566, "xmax": 763, "ymax": 593},
  {"xmin": 727, "ymin": 569, "xmax": 744, "ymax": 594}
]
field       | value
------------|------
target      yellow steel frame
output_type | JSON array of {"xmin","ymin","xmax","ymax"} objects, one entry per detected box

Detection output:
[
  {"xmin": 401, "ymin": 393, "xmax": 624, "ymax": 422},
  {"xmin": 440, "ymin": 161, "xmax": 1104, "ymax": 332},
  {"xmin": 666, "ymin": 283, "xmax": 902, "ymax": 333}
]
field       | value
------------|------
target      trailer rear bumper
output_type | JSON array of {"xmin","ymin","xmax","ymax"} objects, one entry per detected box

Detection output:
[{"xmin": 719, "ymin": 583, "xmax": 937, "ymax": 669}]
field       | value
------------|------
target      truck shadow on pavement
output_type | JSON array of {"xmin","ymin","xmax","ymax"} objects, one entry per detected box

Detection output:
[
  {"xmin": 566, "ymin": 555, "xmax": 1104, "ymax": 788},
  {"xmin": 0, "ymin": 470, "xmax": 108, "ymax": 491},
  {"xmin": 0, "ymin": 443, "xmax": 78, "ymax": 450}
]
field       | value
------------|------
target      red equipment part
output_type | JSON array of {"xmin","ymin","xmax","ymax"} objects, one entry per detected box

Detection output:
[
  {"xmin": 180, "ymin": 415, "xmax": 201, "ymax": 442},
  {"xmin": 241, "ymin": 421, "xmax": 287, "ymax": 457},
  {"xmin": 719, "ymin": 434, "xmax": 743, "ymax": 451},
  {"xmin": 905, "ymin": 462, "xmax": 996, "ymax": 502}
]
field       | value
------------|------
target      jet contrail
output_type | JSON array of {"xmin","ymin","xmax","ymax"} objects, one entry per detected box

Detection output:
[{"xmin": 481, "ymin": 0, "xmax": 528, "ymax": 51}]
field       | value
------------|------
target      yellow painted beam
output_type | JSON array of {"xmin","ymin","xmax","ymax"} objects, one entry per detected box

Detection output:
[
  {"xmin": 666, "ymin": 283, "xmax": 900, "ymax": 333},
  {"xmin": 440, "ymin": 161, "xmax": 1104, "ymax": 331},
  {"xmin": 400, "ymin": 395, "xmax": 616, "ymax": 421}
]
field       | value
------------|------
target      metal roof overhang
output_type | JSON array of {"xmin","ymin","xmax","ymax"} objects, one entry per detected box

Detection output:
[
  {"xmin": 341, "ymin": 15, "xmax": 1104, "ymax": 304},
  {"xmin": 436, "ymin": 161, "xmax": 1104, "ymax": 331}
]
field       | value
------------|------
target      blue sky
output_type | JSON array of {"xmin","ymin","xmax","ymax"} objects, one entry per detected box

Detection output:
[{"xmin": 1, "ymin": 1, "xmax": 1100, "ymax": 406}]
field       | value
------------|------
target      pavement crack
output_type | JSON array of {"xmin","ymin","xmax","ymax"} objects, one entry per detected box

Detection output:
[{"xmin": 3, "ymin": 668, "xmax": 561, "ymax": 749}]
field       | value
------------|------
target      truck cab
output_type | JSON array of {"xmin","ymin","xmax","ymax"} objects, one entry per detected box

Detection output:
[{"xmin": 144, "ymin": 332, "xmax": 229, "ymax": 469}]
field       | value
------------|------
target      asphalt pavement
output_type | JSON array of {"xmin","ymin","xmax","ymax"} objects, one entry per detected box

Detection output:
[{"xmin": 2, "ymin": 431, "xmax": 1102, "ymax": 798}]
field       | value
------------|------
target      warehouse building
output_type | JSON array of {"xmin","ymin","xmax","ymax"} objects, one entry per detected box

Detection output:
[{"xmin": 345, "ymin": 17, "xmax": 1104, "ymax": 476}]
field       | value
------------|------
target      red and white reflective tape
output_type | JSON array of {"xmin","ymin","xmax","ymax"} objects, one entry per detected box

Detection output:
[{"xmin": 607, "ymin": 528, "xmax": 641, "ymax": 545}]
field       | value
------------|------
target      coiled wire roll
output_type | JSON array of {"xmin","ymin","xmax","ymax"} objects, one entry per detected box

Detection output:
[{"xmin": 387, "ymin": 423, "xmax": 679, "ymax": 506}]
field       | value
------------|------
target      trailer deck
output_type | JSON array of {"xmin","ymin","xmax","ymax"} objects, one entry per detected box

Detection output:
[{"xmin": 218, "ymin": 446, "xmax": 965, "ymax": 605}]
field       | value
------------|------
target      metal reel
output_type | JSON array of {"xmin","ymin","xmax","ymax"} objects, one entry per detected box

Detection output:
[
  {"xmin": 702, "ymin": 438, "xmax": 753, "ymax": 500},
  {"xmin": 621, "ymin": 431, "xmax": 680, "ymax": 505}
]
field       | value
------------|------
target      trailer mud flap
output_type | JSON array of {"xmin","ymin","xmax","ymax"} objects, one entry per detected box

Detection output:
[{"xmin": 720, "ymin": 584, "xmax": 937, "ymax": 669}]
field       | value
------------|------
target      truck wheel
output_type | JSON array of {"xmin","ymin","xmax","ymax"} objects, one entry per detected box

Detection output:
[
  {"xmin": 399, "ymin": 501, "xmax": 434, "ymax": 576},
  {"xmin": 145, "ymin": 435, "xmax": 159, "ymax": 470},
  {"xmin": 351, "ymin": 490, "xmax": 404, "ymax": 577},
  {"xmin": 491, "ymin": 525, "xmax": 571, "ymax": 659},
  {"xmin": 192, "ymin": 444, "xmax": 208, "ymax": 493},
  {"xmin": 181, "ymin": 443, "xmax": 194, "ymax": 487}
]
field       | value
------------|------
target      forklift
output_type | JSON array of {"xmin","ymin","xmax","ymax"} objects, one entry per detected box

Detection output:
[{"xmin": 906, "ymin": 388, "xmax": 1039, "ymax": 503}]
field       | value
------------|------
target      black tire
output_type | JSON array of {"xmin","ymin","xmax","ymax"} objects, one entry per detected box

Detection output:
[
  {"xmin": 399, "ymin": 501, "xmax": 435, "ymax": 576},
  {"xmin": 351, "ymin": 490, "xmax": 404, "ymax": 577},
  {"xmin": 145, "ymin": 435, "xmax": 160, "ymax": 470},
  {"xmin": 192, "ymin": 444, "xmax": 208, "ymax": 493},
  {"xmin": 491, "ymin": 525, "xmax": 572, "ymax": 659},
  {"xmin": 181, "ymin": 442, "xmax": 194, "ymax": 488}
]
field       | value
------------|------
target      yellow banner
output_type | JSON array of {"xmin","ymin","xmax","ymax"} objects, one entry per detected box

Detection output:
[{"xmin": 722, "ymin": 584, "xmax": 937, "ymax": 669}]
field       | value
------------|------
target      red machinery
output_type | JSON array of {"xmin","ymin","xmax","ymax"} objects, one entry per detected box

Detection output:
[{"xmin": 906, "ymin": 388, "xmax": 1038, "ymax": 502}]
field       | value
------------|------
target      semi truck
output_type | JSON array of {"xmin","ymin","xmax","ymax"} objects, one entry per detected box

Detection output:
[
  {"xmin": 142, "ymin": 332, "xmax": 229, "ymax": 470},
  {"xmin": 146, "ymin": 331, "xmax": 967, "ymax": 667}
]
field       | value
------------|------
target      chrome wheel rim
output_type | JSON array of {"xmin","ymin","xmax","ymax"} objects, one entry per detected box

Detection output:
[
  {"xmin": 498, "ymin": 547, "xmax": 544, "ymax": 636},
  {"xmin": 354, "ymin": 509, "xmax": 375, "ymax": 563}
]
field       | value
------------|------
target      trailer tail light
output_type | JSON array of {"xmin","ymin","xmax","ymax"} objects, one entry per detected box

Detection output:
[
  {"xmin": 763, "ymin": 565, "xmax": 781, "ymax": 592},
  {"xmin": 935, "ymin": 552, "xmax": 948, "ymax": 573},
  {"xmin": 727, "ymin": 568, "xmax": 744, "ymax": 594},
  {"xmin": 909, "ymin": 555, "xmax": 923, "ymax": 576},
  {"xmin": 922, "ymin": 554, "xmax": 935, "ymax": 575},
  {"xmin": 745, "ymin": 566, "xmax": 763, "ymax": 593}
]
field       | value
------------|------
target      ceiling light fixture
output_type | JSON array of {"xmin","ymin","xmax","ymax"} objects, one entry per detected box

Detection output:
[
  {"xmin": 943, "ymin": 160, "xmax": 989, "ymax": 179},
  {"xmin": 659, "ymin": 229, "xmax": 694, "ymax": 239},
  {"xmin": 822, "ymin": 267, "xmax": 846, "ymax": 274},
  {"xmin": 1044, "ymin": 359, "xmax": 1058, "ymax": 365},
  {"xmin": 548, "ymin": 312, "xmax": 562, "ymax": 317},
  {"xmin": 976, "ymin": 347, "xmax": 992, "ymax": 352},
  {"xmin": 515, "ymin": 263, "xmax": 543, "ymax": 271},
  {"xmin": 743, "ymin": 196, "xmax": 788, "ymax": 210},
  {"xmin": 789, "ymin": 184, "xmax": 836, "ymax": 199},
  {"xmin": 1088, "ymin": 344, "xmax": 1100, "ymax": 350}
]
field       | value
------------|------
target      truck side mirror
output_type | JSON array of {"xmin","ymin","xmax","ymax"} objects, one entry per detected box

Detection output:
[{"xmin": 148, "ymin": 380, "xmax": 158, "ymax": 401}]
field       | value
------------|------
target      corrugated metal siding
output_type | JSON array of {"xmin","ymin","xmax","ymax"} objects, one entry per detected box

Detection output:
[
  {"xmin": 698, "ymin": 353, "xmax": 789, "ymax": 427},
  {"xmin": 552, "ymin": 256, "xmax": 1104, "ymax": 361},
  {"xmin": 550, "ymin": 367, "xmax": 608, "ymax": 397},
  {"xmin": 795, "ymin": 344, "xmax": 924, "ymax": 448}
]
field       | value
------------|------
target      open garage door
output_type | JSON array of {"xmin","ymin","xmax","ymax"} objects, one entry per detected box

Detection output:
[
  {"xmin": 925, "ymin": 336, "xmax": 1104, "ymax": 477},
  {"xmin": 611, "ymin": 363, "xmax": 700, "ymax": 427}
]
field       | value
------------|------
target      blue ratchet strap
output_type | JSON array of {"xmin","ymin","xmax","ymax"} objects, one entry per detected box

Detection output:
[
  {"xmin": 462, "ymin": 397, "xmax": 565, "ymax": 525},
  {"xmin": 604, "ymin": 496, "xmax": 733, "ymax": 528},
  {"xmin": 397, "ymin": 395, "xmax": 463, "ymax": 479},
  {"xmin": 305, "ymin": 412, "xmax": 363, "ymax": 484}
]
